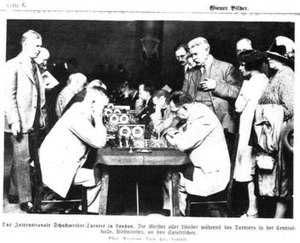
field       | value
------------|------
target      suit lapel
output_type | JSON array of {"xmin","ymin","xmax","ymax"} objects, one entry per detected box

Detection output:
[
  {"xmin": 24, "ymin": 68, "xmax": 35, "ymax": 84},
  {"xmin": 18, "ymin": 55, "xmax": 36, "ymax": 84},
  {"xmin": 206, "ymin": 57, "xmax": 216, "ymax": 78},
  {"xmin": 36, "ymin": 66, "xmax": 46, "ymax": 107},
  {"xmin": 207, "ymin": 57, "xmax": 217, "ymax": 78}
]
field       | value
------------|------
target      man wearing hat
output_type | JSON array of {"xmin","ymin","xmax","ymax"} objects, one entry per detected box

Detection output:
[{"xmin": 182, "ymin": 37, "xmax": 241, "ymax": 157}]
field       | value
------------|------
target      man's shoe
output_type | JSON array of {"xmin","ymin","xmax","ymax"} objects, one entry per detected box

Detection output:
[
  {"xmin": 8, "ymin": 195, "xmax": 19, "ymax": 204},
  {"xmin": 20, "ymin": 202, "xmax": 34, "ymax": 213},
  {"xmin": 40, "ymin": 202, "xmax": 58, "ymax": 212},
  {"xmin": 240, "ymin": 212, "xmax": 259, "ymax": 218}
]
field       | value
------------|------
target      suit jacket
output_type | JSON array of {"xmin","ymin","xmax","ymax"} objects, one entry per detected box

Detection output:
[
  {"xmin": 136, "ymin": 98, "xmax": 155, "ymax": 124},
  {"xmin": 4, "ymin": 53, "xmax": 47, "ymax": 133},
  {"xmin": 164, "ymin": 64, "xmax": 186, "ymax": 91},
  {"xmin": 39, "ymin": 103, "xmax": 107, "ymax": 197},
  {"xmin": 128, "ymin": 90, "xmax": 139, "ymax": 109},
  {"xmin": 62, "ymin": 88, "xmax": 87, "ymax": 116},
  {"xmin": 182, "ymin": 57, "xmax": 240, "ymax": 133},
  {"xmin": 117, "ymin": 90, "xmax": 139, "ymax": 110},
  {"xmin": 173, "ymin": 102, "xmax": 231, "ymax": 196}
]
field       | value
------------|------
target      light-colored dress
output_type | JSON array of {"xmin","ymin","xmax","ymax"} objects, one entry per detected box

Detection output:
[{"xmin": 234, "ymin": 73, "xmax": 269, "ymax": 182}]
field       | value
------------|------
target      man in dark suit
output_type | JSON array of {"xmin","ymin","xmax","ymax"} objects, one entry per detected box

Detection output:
[
  {"xmin": 4, "ymin": 30, "xmax": 47, "ymax": 213},
  {"xmin": 135, "ymin": 82, "xmax": 155, "ymax": 138},
  {"xmin": 175, "ymin": 43, "xmax": 189, "ymax": 72},
  {"xmin": 116, "ymin": 81, "xmax": 139, "ymax": 110},
  {"xmin": 182, "ymin": 37, "xmax": 241, "ymax": 156},
  {"xmin": 164, "ymin": 44, "xmax": 189, "ymax": 92}
]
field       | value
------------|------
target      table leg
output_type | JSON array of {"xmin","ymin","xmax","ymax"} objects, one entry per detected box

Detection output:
[
  {"xmin": 171, "ymin": 170, "xmax": 180, "ymax": 216},
  {"xmin": 98, "ymin": 166, "xmax": 110, "ymax": 215}
]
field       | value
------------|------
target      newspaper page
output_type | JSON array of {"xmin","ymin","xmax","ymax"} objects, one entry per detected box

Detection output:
[{"xmin": 0, "ymin": 0, "xmax": 299, "ymax": 242}]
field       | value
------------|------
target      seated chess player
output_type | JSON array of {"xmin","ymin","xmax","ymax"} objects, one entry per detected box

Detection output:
[
  {"xmin": 39, "ymin": 86, "xmax": 109, "ymax": 213},
  {"xmin": 135, "ymin": 82, "xmax": 156, "ymax": 134},
  {"xmin": 117, "ymin": 81, "xmax": 139, "ymax": 109},
  {"xmin": 135, "ymin": 82, "xmax": 155, "ymax": 118},
  {"xmin": 164, "ymin": 91, "xmax": 231, "ymax": 215},
  {"xmin": 150, "ymin": 89, "xmax": 176, "ymax": 137}
]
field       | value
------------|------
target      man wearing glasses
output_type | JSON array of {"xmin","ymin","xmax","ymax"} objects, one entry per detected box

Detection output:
[{"xmin": 164, "ymin": 91, "xmax": 231, "ymax": 215}]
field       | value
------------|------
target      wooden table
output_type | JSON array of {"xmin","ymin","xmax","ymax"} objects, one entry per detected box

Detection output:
[{"xmin": 95, "ymin": 147, "xmax": 189, "ymax": 216}]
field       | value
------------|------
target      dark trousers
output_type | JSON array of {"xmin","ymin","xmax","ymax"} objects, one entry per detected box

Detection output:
[{"xmin": 8, "ymin": 131, "xmax": 40, "ymax": 204}]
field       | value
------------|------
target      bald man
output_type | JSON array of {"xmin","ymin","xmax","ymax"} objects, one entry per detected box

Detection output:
[
  {"xmin": 35, "ymin": 47, "xmax": 50, "ymax": 73},
  {"xmin": 235, "ymin": 38, "xmax": 254, "ymax": 82},
  {"xmin": 55, "ymin": 73, "xmax": 87, "ymax": 118},
  {"xmin": 236, "ymin": 38, "xmax": 253, "ymax": 56}
]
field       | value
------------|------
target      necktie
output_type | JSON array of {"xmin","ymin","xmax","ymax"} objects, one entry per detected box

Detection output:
[
  {"xmin": 195, "ymin": 64, "xmax": 212, "ymax": 105},
  {"xmin": 196, "ymin": 65, "xmax": 206, "ymax": 90},
  {"xmin": 200, "ymin": 65, "xmax": 206, "ymax": 80},
  {"xmin": 31, "ymin": 60, "xmax": 41, "ymax": 129},
  {"xmin": 31, "ymin": 61, "xmax": 39, "ymax": 85}
]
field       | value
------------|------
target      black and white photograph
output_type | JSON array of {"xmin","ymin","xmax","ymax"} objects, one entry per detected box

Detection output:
[{"xmin": 0, "ymin": 1, "xmax": 299, "ymax": 242}]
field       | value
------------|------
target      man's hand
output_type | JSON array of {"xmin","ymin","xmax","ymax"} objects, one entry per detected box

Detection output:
[
  {"xmin": 199, "ymin": 78, "xmax": 216, "ymax": 91},
  {"xmin": 135, "ymin": 98, "xmax": 144, "ymax": 116},
  {"xmin": 164, "ymin": 129, "xmax": 177, "ymax": 147},
  {"xmin": 135, "ymin": 98, "xmax": 144, "ymax": 107},
  {"xmin": 162, "ymin": 127, "xmax": 178, "ymax": 139},
  {"xmin": 92, "ymin": 95, "xmax": 109, "ymax": 121},
  {"xmin": 155, "ymin": 98, "xmax": 165, "ymax": 113},
  {"xmin": 123, "ymin": 90, "xmax": 130, "ymax": 98},
  {"xmin": 11, "ymin": 121, "xmax": 21, "ymax": 137}
]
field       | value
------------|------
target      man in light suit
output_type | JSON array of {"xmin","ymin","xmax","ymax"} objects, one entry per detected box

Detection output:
[
  {"xmin": 182, "ymin": 37, "xmax": 241, "ymax": 156},
  {"xmin": 164, "ymin": 91, "xmax": 231, "ymax": 215},
  {"xmin": 39, "ymin": 86, "xmax": 109, "ymax": 213},
  {"xmin": 4, "ymin": 30, "xmax": 46, "ymax": 213}
]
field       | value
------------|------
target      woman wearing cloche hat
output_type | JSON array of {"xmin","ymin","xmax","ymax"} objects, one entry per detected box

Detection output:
[
  {"xmin": 252, "ymin": 36, "xmax": 294, "ymax": 218},
  {"xmin": 266, "ymin": 36, "xmax": 294, "ymax": 69}
]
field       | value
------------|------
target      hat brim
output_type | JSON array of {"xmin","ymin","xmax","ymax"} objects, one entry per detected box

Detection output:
[{"xmin": 266, "ymin": 51, "xmax": 290, "ymax": 64}]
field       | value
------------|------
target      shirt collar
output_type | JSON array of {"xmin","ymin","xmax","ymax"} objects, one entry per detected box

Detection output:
[
  {"xmin": 184, "ymin": 64, "xmax": 189, "ymax": 72},
  {"xmin": 203, "ymin": 54, "xmax": 213, "ymax": 69},
  {"xmin": 18, "ymin": 52, "xmax": 34, "ymax": 65}
]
